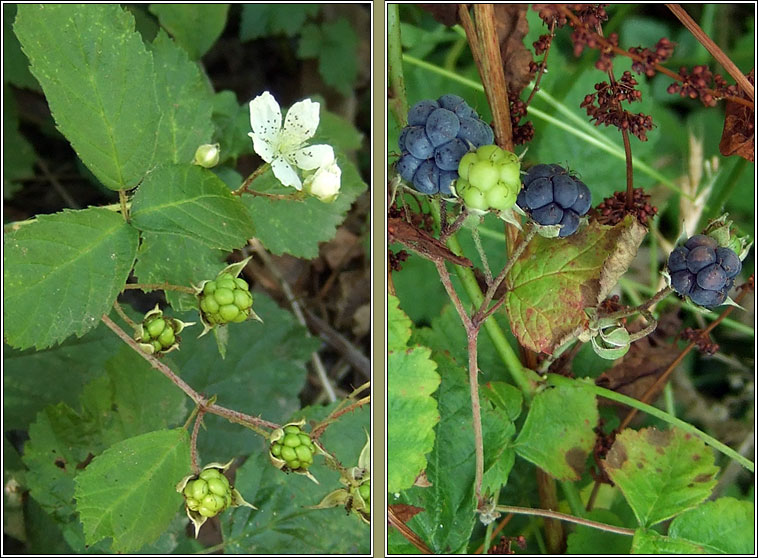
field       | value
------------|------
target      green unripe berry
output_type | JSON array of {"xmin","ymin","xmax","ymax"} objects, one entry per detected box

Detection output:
[
  {"xmin": 458, "ymin": 152, "xmax": 478, "ymax": 181},
  {"xmin": 298, "ymin": 433, "xmax": 311, "ymax": 447},
  {"xmin": 284, "ymin": 425, "xmax": 301, "ymax": 434},
  {"xmin": 217, "ymin": 279, "xmax": 236, "ymax": 292},
  {"xmin": 468, "ymin": 161, "xmax": 498, "ymax": 190},
  {"xmin": 271, "ymin": 443, "xmax": 282, "ymax": 457},
  {"xmin": 280, "ymin": 446, "xmax": 297, "ymax": 462},
  {"xmin": 214, "ymin": 288, "xmax": 235, "ymax": 306},
  {"xmin": 198, "ymin": 506, "xmax": 215, "ymax": 517},
  {"xmin": 289, "ymin": 459, "xmax": 301, "ymax": 469},
  {"xmin": 186, "ymin": 497, "xmax": 200, "ymax": 511},
  {"xmin": 202, "ymin": 493, "xmax": 226, "ymax": 511},
  {"xmin": 146, "ymin": 318, "xmax": 166, "ymax": 338},
  {"xmin": 232, "ymin": 311, "xmax": 247, "ymax": 323},
  {"xmin": 234, "ymin": 277, "xmax": 249, "ymax": 290},
  {"xmin": 283, "ymin": 433, "xmax": 300, "ymax": 447},
  {"xmin": 200, "ymin": 296, "xmax": 220, "ymax": 314},
  {"xmin": 295, "ymin": 445, "xmax": 312, "ymax": 462},
  {"xmin": 141, "ymin": 331, "xmax": 152, "ymax": 343},
  {"xmin": 477, "ymin": 144, "xmax": 504, "ymax": 162},
  {"xmin": 203, "ymin": 281, "xmax": 217, "ymax": 296},
  {"xmin": 151, "ymin": 340, "xmax": 163, "ymax": 353},
  {"xmin": 233, "ymin": 290, "xmax": 251, "ymax": 310},
  {"xmin": 217, "ymin": 272, "xmax": 233, "ymax": 283},
  {"xmin": 219, "ymin": 304, "xmax": 240, "ymax": 322},
  {"xmin": 158, "ymin": 328, "xmax": 175, "ymax": 347},
  {"xmin": 359, "ymin": 482, "xmax": 370, "ymax": 503},
  {"xmin": 199, "ymin": 468, "xmax": 222, "ymax": 481},
  {"xmin": 207, "ymin": 478, "xmax": 227, "ymax": 496},
  {"xmin": 499, "ymin": 161, "xmax": 520, "ymax": 185}
]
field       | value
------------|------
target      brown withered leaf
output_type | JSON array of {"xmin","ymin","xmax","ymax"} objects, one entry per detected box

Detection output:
[
  {"xmin": 418, "ymin": 4, "xmax": 459, "ymax": 27},
  {"xmin": 595, "ymin": 311, "xmax": 681, "ymax": 404},
  {"xmin": 494, "ymin": 4, "xmax": 534, "ymax": 97},
  {"xmin": 413, "ymin": 470, "xmax": 433, "ymax": 487},
  {"xmin": 719, "ymin": 69, "xmax": 754, "ymax": 162},
  {"xmin": 388, "ymin": 217, "xmax": 473, "ymax": 268},
  {"xmin": 389, "ymin": 503, "xmax": 425, "ymax": 524}
]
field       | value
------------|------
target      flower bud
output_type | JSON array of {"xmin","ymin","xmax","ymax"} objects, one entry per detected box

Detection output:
[
  {"xmin": 192, "ymin": 143, "xmax": 221, "ymax": 168},
  {"xmin": 304, "ymin": 160, "xmax": 341, "ymax": 203}
]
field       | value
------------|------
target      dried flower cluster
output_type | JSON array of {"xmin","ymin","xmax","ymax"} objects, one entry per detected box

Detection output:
[
  {"xmin": 388, "ymin": 249, "xmax": 409, "ymax": 272},
  {"xmin": 592, "ymin": 187, "xmax": 658, "ymax": 226},
  {"xmin": 629, "ymin": 38, "xmax": 675, "ymax": 77},
  {"xmin": 667, "ymin": 64, "xmax": 740, "ymax": 107},
  {"xmin": 681, "ymin": 327, "xmax": 719, "ymax": 355},
  {"xmin": 580, "ymin": 71, "xmax": 654, "ymax": 141},
  {"xmin": 508, "ymin": 92, "xmax": 535, "ymax": 145}
]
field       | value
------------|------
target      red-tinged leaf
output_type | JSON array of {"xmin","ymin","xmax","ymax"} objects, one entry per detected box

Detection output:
[{"xmin": 504, "ymin": 215, "xmax": 647, "ymax": 354}]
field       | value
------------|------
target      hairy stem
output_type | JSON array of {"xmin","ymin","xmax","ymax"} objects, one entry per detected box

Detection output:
[
  {"xmin": 493, "ymin": 505, "xmax": 636, "ymax": 536},
  {"xmin": 190, "ymin": 409, "xmax": 205, "ymax": 474},
  {"xmin": 232, "ymin": 163, "xmax": 271, "ymax": 196},
  {"xmin": 387, "ymin": 4, "xmax": 409, "ymax": 127}
]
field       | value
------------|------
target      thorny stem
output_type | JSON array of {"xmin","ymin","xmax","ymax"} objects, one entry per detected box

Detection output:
[
  {"xmin": 557, "ymin": 5, "xmax": 753, "ymax": 109},
  {"xmin": 112, "ymin": 300, "xmax": 138, "ymax": 330},
  {"xmin": 190, "ymin": 409, "xmax": 206, "ymax": 474},
  {"xmin": 232, "ymin": 163, "xmax": 272, "ymax": 196},
  {"xmin": 493, "ymin": 505, "xmax": 636, "ymax": 537},
  {"xmin": 101, "ymin": 315, "xmax": 279, "ymax": 435},
  {"xmin": 123, "ymin": 282, "xmax": 196, "ymax": 295},
  {"xmin": 468, "ymin": 327, "xmax": 485, "ymax": 506},
  {"xmin": 311, "ymin": 395, "xmax": 371, "ymax": 441}
]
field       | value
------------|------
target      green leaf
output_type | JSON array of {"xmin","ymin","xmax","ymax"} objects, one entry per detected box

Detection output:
[
  {"xmin": 4, "ymin": 4, "xmax": 40, "ymax": 90},
  {"xmin": 3, "ymin": 84, "xmax": 37, "ymax": 196},
  {"xmin": 239, "ymin": 4, "xmax": 321, "ymax": 40},
  {"xmin": 513, "ymin": 381, "xmax": 598, "ymax": 481},
  {"xmin": 165, "ymin": 293, "xmax": 318, "ymax": 461},
  {"xmin": 388, "ymin": 294, "xmax": 412, "ymax": 350},
  {"xmin": 313, "ymin": 108, "xmax": 364, "ymax": 153},
  {"xmin": 3, "ymin": 322, "xmax": 120, "ymax": 431},
  {"xmin": 148, "ymin": 4, "xmax": 229, "ymax": 60},
  {"xmin": 223, "ymin": 404, "xmax": 369, "ymax": 554},
  {"xmin": 667, "ymin": 498, "xmax": 754, "ymax": 554},
  {"xmin": 481, "ymin": 381, "xmax": 523, "ymax": 422},
  {"xmin": 242, "ymin": 151, "xmax": 366, "ymax": 258},
  {"xmin": 211, "ymin": 91, "xmax": 254, "ymax": 162},
  {"xmin": 130, "ymin": 164, "xmax": 255, "ymax": 251},
  {"xmin": 133, "ymin": 232, "xmax": 226, "ymax": 311},
  {"xmin": 631, "ymin": 529, "xmax": 710, "ymax": 554},
  {"xmin": 149, "ymin": 30, "xmax": 215, "ymax": 164},
  {"xmin": 3, "ymin": 208, "xmax": 139, "ymax": 350},
  {"xmin": 298, "ymin": 19, "xmax": 358, "ymax": 96},
  {"xmin": 504, "ymin": 215, "xmax": 647, "ymax": 354},
  {"xmin": 74, "ymin": 429, "xmax": 191, "ymax": 553},
  {"xmin": 566, "ymin": 509, "xmax": 632, "ymax": 554},
  {"xmin": 481, "ymin": 403, "xmax": 516, "ymax": 497},
  {"xmin": 603, "ymin": 427, "xmax": 719, "ymax": 527},
  {"xmin": 397, "ymin": 352, "xmax": 476, "ymax": 553},
  {"xmin": 23, "ymin": 496, "xmax": 75, "ymax": 554},
  {"xmin": 14, "ymin": 4, "xmax": 160, "ymax": 191},
  {"xmin": 387, "ymin": 348, "xmax": 441, "ymax": 493}
]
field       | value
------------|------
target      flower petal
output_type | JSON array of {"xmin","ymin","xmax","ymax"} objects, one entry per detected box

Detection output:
[
  {"xmin": 282, "ymin": 98, "xmax": 320, "ymax": 146},
  {"xmin": 249, "ymin": 91, "xmax": 282, "ymax": 144},
  {"xmin": 248, "ymin": 132, "xmax": 275, "ymax": 163},
  {"xmin": 291, "ymin": 144, "xmax": 334, "ymax": 171},
  {"xmin": 271, "ymin": 157, "xmax": 302, "ymax": 190}
]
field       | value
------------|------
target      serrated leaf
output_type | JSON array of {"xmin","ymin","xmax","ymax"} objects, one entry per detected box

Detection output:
[
  {"xmin": 387, "ymin": 348, "xmax": 440, "ymax": 493},
  {"xmin": 513, "ymin": 379, "xmax": 598, "ymax": 481},
  {"xmin": 224, "ymin": 404, "xmax": 369, "ymax": 554},
  {"xmin": 14, "ymin": 4, "xmax": 160, "ymax": 190},
  {"xmin": 148, "ymin": 4, "xmax": 229, "ymax": 60},
  {"xmin": 388, "ymin": 294, "xmax": 412, "ymax": 350},
  {"xmin": 481, "ymin": 381, "xmax": 523, "ymax": 422},
  {"xmin": 149, "ymin": 30, "xmax": 215, "ymax": 164},
  {"xmin": 165, "ymin": 293, "xmax": 318, "ymax": 461},
  {"xmin": 298, "ymin": 19, "xmax": 357, "ymax": 96},
  {"xmin": 239, "ymin": 4, "xmax": 320, "ymax": 40},
  {"xmin": 481, "ymin": 404, "xmax": 516, "ymax": 497},
  {"xmin": 631, "ymin": 529, "xmax": 710, "ymax": 554},
  {"xmin": 504, "ymin": 215, "xmax": 646, "ymax": 354},
  {"xmin": 3, "ymin": 208, "xmax": 139, "ymax": 350},
  {"xmin": 133, "ymin": 232, "xmax": 226, "ymax": 311},
  {"xmin": 668, "ymin": 497, "xmax": 754, "ymax": 554},
  {"xmin": 4, "ymin": 322, "xmax": 120, "ymax": 431},
  {"xmin": 397, "ymin": 353, "xmax": 476, "ymax": 553},
  {"xmin": 4, "ymin": 4, "xmax": 40, "ymax": 90},
  {"xmin": 130, "ymin": 164, "xmax": 255, "ymax": 251},
  {"xmin": 74, "ymin": 429, "xmax": 190, "ymax": 553},
  {"xmin": 603, "ymin": 427, "xmax": 719, "ymax": 527},
  {"xmin": 242, "ymin": 151, "xmax": 366, "ymax": 258},
  {"xmin": 211, "ymin": 91, "xmax": 254, "ymax": 162}
]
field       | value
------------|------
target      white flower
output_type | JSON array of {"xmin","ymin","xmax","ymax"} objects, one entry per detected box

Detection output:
[
  {"xmin": 248, "ymin": 91, "xmax": 334, "ymax": 190},
  {"xmin": 304, "ymin": 160, "xmax": 341, "ymax": 203}
]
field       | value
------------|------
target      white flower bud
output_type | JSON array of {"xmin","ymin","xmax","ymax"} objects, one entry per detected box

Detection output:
[
  {"xmin": 304, "ymin": 161, "xmax": 341, "ymax": 203},
  {"xmin": 192, "ymin": 143, "xmax": 221, "ymax": 168}
]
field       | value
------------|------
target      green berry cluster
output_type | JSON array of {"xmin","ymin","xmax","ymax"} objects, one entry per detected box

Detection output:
[
  {"xmin": 270, "ymin": 424, "xmax": 316, "ymax": 472},
  {"xmin": 358, "ymin": 480, "xmax": 370, "ymax": 504},
  {"xmin": 182, "ymin": 468, "xmax": 232, "ymax": 518},
  {"xmin": 135, "ymin": 305, "xmax": 191, "ymax": 355},
  {"xmin": 199, "ymin": 272, "xmax": 254, "ymax": 325},
  {"xmin": 455, "ymin": 145, "xmax": 521, "ymax": 212}
]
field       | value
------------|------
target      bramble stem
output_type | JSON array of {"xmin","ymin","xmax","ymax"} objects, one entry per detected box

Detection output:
[
  {"xmin": 190, "ymin": 409, "xmax": 205, "ymax": 474},
  {"xmin": 232, "ymin": 163, "xmax": 271, "ymax": 196},
  {"xmin": 119, "ymin": 189, "xmax": 129, "ymax": 222},
  {"xmin": 112, "ymin": 300, "xmax": 138, "ymax": 330},
  {"xmin": 494, "ymin": 505, "xmax": 636, "ymax": 536},
  {"xmin": 387, "ymin": 4, "xmax": 409, "ymax": 127}
]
